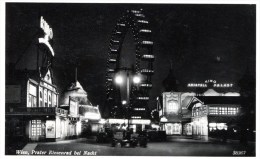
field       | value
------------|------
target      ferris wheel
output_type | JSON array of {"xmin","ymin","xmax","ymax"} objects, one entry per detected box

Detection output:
[{"xmin": 106, "ymin": 9, "xmax": 154, "ymax": 118}]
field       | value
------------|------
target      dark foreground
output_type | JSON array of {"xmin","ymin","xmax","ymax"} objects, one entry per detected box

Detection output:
[{"xmin": 12, "ymin": 136, "xmax": 254, "ymax": 156}]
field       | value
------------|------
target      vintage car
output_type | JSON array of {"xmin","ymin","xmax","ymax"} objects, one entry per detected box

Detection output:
[
  {"xmin": 111, "ymin": 131, "xmax": 124, "ymax": 147},
  {"xmin": 133, "ymin": 131, "xmax": 148, "ymax": 147},
  {"xmin": 111, "ymin": 130, "xmax": 147, "ymax": 148}
]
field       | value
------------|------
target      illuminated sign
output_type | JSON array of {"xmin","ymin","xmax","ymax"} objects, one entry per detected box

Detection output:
[
  {"xmin": 40, "ymin": 16, "xmax": 53, "ymax": 40},
  {"xmin": 84, "ymin": 112, "xmax": 101, "ymax": 120},
  {"xmin": 108, "ymin": 119, "xmax": 128, "ymax": 124},
  {"xmin": 56, "ymin": 118, "xmax": 61, "ymax": 138},
  {"xmin": 205, "ymin": 79, "xmax": 217, "ymax": 83},
  {"xmin": 69, "ymin": 98, "xmax": 79, "ymax": 117},
  {"xmin": 46, "ymin": 120, "xmax": 56, "ymax": 138},
  {"xmin": 39, "ymin": 16, "xmax": 55, "ymax": 56},
  {"xmin": 82, "ymin": 105, "xmax": 101, "ymax": 120},
  {"xmin": 130, "ymin": 119, "xmax": 151, "ymax": 125},
  {"xmin": 107, "ymin": 119, "xmax": 151, "ymax": 125},
  {"xmin": 187, "ymin": 79, "xmax": 233, "ymax": 88}
]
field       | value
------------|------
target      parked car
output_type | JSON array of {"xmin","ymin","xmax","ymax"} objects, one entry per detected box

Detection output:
[
  {"xmin": 111, "ymin": 130, "xmax": 148, "ymax": 148},
  {"xmin": 136, "ymin": 131, "xmax": 148, "ymax": 147},
  {"xmin": 111, "ymin": 131, "xmax": 124, "ymax": 147}
]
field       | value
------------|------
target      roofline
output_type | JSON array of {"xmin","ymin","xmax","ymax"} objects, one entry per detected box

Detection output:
[{"xmin": 186, "ymin": 96, "xmax": 204, "ymax": 109}]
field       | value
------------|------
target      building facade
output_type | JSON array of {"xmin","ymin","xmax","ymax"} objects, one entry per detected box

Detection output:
[
  {"xmin": 5, "ymin": 16, "xmax": 74, "ymax": 143},
  {"xmin": 158, "ymin": 89, "xmax": 241, "ymax": 140},
  {"xmin": 158, "ymin": 92, "xmax": 193, "ymax": 135},
  {"xmin": 188, "ymin": 96, "xmax": 240, "ymax": 140},
  {"xmin": 5, "ymin": 67, "xmax": 72, "ymax": 141},
  {"xmin": 60, "ymin": 80, "xmax": 102, "ymax": 137}
]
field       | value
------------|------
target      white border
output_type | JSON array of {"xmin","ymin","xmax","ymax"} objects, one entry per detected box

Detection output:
[{"xmin": 0, "ymin": 1, "xmax": 259, "ymax": 159}]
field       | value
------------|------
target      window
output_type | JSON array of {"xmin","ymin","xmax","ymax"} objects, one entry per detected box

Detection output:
[
  {"xmin": 131, "ymin": 116, "xmax": 141, "ymax": 119},
  {"xmin": 53, "ymin": 94, "xmax": 57, "ymax": 107},
  {"xmin": 44, "ymin": 89, "xmax": 47, "ymax": 107},
  {"xmin": 219, "ymin": 107, "xmax": 227, "ymax": 115},
  {"xmin": 28, "ymin": 83, "xmax": 37, "ymax": 107},
  {"xmin": 28, "ymin": 95, "xmax": 31, "ymax": 107},
  {"xmin": 167, "ymin": 101, "xmax": 178, "ymax": 113},
  {"xmin": 28, "ymin": 94, "xmax": 36, "ymax": 107},
  {"xmin": 209, "ymin": 106, "xmax": 238, "ymax": 116},
  {"xmin": 209, "ymin": 107, "xmax": 218, "ymax": 115},
  {"xmin": 33, "ymin": 96, "xmax": 36, "ymax": 107},
  {"xmin": 228, "ymin": 107, "xmax": 238, "ymax": 115},
  {"xmin": 31, "ymin": 120, "xmax": 42, "ymax": 136},
  {"xmin": 29, "ymin": 83, "xmax": 36, "ymax": 96},
  {"xmin": 48, "ymin": 93, "xmax": 52, "ymax": 107},
  {"xmin": 202, "ymin": 106, "xmax": 207, "ymax": 115},
  {"xmin": 209, "ymin": 123, "xmax": 227, "ymax": 131},
  {"xmin": 39, "ymin": 88, "xmax": 43, "ymax": 107},
  {"xmin": 192, "ymin": 108, "xmax": 196, "ymax": 117}
]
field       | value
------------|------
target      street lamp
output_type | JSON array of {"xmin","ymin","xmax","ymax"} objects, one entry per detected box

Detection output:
[
  {"xmin": 122, "ymin": 100, "xmax": 127, "ymax": 105},
  {"xmin": 114, "ymin": 69, "xmax": 141, "ymax": 130},
  {"xmin": 133, "ymin": 75, "xmax": 141, "ymax": 84},
  {"xmin": 115, "ymin": 75, "xmax": 124, "ymax": 85}
]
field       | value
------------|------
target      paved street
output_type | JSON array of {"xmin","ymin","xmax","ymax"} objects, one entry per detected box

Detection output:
[{"xmin": 29, "ymin": 136, "xmax": 255, "ymax": 156}]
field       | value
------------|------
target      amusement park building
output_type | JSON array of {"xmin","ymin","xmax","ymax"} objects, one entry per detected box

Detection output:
[
  {"xmin": 60, "ymin": 80, "xmax": 103, "ymax": 137},
  {"xmin": 157, "ymin": 90, "xmax": 241, "ymax": 140},
  {"xmin": 5, "ymin": 16, "xmax": 79, "ymax": 143}
]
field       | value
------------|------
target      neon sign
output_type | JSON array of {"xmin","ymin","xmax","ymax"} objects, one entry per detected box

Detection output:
[
  {"xmin": 187, "ymin": 79, "xmax": 233, "ymax": 88},
  {"xmin": 38, "ymin": 16, "xmax": 55, "ymax": 56},
  {"xmin": 205, "ymin": 79, "xmax": 216, "ymax": 83},
  {"xmin": 40, "ymin": 16, "xmax": 53, "ymax": 40}
]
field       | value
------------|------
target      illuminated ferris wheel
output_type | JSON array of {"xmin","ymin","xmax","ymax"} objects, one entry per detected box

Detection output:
[{"xmin": 106, "ymin": 9, "xmax": 154, "ymax": 118}]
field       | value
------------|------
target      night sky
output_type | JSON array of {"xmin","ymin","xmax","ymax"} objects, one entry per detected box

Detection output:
[{"xmin": 5, "ymin": 3, "xmax": 256, "ymax": 116}]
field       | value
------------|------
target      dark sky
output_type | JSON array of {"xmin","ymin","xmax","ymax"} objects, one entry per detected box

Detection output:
[{"xmin": 5, "ymin": 3, "xmax": 256, "ymax": 115}]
